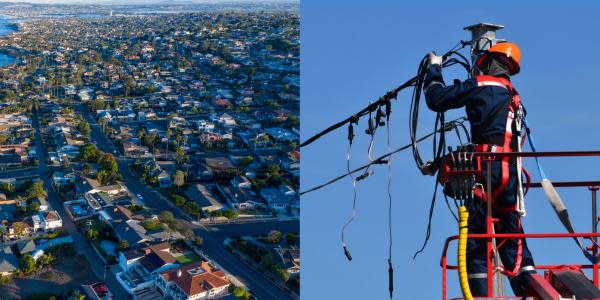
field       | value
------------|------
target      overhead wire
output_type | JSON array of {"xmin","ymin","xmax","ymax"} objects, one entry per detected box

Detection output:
[
  {"xmin": 341, "ymin": 123, "xmax": 357, "ymax": 261},
  {"xmin": 300, "ymin": 117, "xmax": 468, "ymax": 196}
]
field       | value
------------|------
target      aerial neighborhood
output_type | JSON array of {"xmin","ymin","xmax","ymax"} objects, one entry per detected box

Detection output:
[{"xmin": 0, "ymin": 2, "xmax": 299, "ymax": 300}]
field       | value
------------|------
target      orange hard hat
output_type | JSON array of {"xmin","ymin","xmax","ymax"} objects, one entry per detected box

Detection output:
[{"xmin": 476, "ymin": 42, "xmax": 521, "ymax": 75}]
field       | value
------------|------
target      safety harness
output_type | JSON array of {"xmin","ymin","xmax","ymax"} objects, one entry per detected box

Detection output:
[
  {"xmin": 438, "ymin": 74, "xmax": 531, "ymax": 278},
  {"xmin": 471, "ymin": 75, "xmax": 526, "ymax": 217}
]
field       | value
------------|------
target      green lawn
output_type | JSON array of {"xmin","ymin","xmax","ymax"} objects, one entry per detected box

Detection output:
[{"xmin": 175, "ymin": 252, "xmax": 200, "ymax": 264}]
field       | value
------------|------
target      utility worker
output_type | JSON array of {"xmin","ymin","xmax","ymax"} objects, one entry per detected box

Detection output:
[{"xmin": 423, "ymin": 42, "xmax": 535, "ymax": 296}]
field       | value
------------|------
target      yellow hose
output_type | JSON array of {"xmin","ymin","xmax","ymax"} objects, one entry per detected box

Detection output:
[{"xmin": 458, "ymin": 206, "xmax": 473, "ymax": 300}]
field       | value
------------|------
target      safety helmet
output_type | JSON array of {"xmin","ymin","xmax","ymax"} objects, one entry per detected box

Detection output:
[{"xmin": 476, "ymin": 42, "xmax": 521, "ymax": 75}]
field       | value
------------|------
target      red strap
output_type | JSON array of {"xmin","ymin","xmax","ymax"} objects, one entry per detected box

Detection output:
[{"xmin": 499, "ymin": 217, "xmax": 524, "ymax": 278}]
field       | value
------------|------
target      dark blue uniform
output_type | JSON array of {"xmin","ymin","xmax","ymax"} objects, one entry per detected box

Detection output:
[{"xmin": 424, "ymin": 64, "xmax": 535, "ymax": 296}]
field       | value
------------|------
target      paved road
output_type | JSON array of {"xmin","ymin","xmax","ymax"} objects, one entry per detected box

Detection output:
[
  {"xmin": 32, "ymin": 109, "xmax": 131, "ymax": 300},
  {"xmin": 76, "ymin": 103, "xmax": 296, "ymax": 300}
]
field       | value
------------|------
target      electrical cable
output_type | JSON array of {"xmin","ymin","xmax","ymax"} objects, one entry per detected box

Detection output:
[
  {"xmin": 341, "ymin": 124, "xmax": 357, "ymax": 261},
  {"xmin": 299, "ymin": 45, "xmax": 470, "ymax": 149},
  {"xmin": 385, "ymin": 102, "xmax": 394, "ymax": 299},
  {"xmin": 300, "ymin": 117, "xmax": 467, "ymax": 196}
]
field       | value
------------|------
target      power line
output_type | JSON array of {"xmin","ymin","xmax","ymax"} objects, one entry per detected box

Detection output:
[
  {"xmin": 299, "ymin": 45, "xmax": 469, "ymax": 149},
  {"xmin": 300, "ymin": 117, "xmax": 467, "ymax": 195}
]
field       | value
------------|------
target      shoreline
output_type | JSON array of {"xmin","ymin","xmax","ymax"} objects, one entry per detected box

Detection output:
[{"xmin": 0, "ymin": 16, "xmax": 19, "ymax": 66}]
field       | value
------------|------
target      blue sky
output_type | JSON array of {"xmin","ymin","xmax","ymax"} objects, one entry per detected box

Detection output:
[{"xmin": 301, "ymin": 1, "xmax": 600, "ymax": 299}]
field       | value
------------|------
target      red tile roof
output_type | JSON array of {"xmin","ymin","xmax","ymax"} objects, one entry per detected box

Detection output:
[{"xmin": 161, "ymin": 261, "xmax": 229, "ymax": 296}]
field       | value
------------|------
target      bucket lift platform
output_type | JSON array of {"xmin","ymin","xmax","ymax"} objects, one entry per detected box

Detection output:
[{"xmin": 441, "ymin": 151, "xmax": 600, "ymax": 300}]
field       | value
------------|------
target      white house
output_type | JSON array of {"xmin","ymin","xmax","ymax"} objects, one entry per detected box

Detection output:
[
  {"xmin": 116, "ymin": 242, "xmax": 179, "ymax": 295},
  {"xmin": 218, "ymin": 113, "xmax": 237, "ymax": 127},
  {"xmin": 40, "ymin": 211, "xmax": 62, "ymax": 231}
]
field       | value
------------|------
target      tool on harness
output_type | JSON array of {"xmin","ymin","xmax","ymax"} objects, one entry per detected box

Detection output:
[{"xmin": 523, "ymin": 119, "xmax": 600, "ymax": 263}]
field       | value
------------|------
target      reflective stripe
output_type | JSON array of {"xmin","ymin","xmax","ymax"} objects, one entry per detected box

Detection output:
[
  {"xmin": 477, "ymin": 81, "xmax": 508, "ymax": 89},
  {"xmin": 519, "ymin": 266, "xmax": 535, "ymax": 273},
  {"xmin": 424, "ymin": 81, "xmax": 444, "ymax": 94},
  {"xmin": 467, "ymin": 273, "xmax": 487, "ymax": 279}
]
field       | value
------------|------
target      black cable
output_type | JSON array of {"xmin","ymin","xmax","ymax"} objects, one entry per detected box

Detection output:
[
  {"xmin": 300, "ymin": 43, "xmax": 469, "ymax": 149},
  {"xmin": 385, "ymin": 105, "xmax": 394, "ymax": 300},
  {"xmin": 342, "ymin": 124, "xmax": 357, "ymax": 261},
  {"xmin": 300, "ymin": 117, "xmax": 467, "ymax": 196},
  {"xmin": 413, "ymin": 168, "xmax": 443, "ymax": 259}
]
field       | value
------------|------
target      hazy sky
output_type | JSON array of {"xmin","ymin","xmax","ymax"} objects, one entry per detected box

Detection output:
[
  {"xmin": 302, "ymin": 1, "xmax": 600, "ymax": 299},
  {"xmin": 0, "ymin": 0, "xmax": 296, "ymax": 4}
]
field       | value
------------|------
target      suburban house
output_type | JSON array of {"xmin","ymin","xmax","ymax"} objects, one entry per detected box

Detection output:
[
  {"xmin": 274, "ymin": 246, "xmax": 300, "ymax": 276},
  {"xmin": 260, "ymin": 187, "xmax": 297, "ymax": 211},
  {"xmin": 0, "ymin": 245, "xmax": 18, "ymax": 275},
  {"xmin": 40, "ymin": 210, "xmax": 62, "ymax": 231},
  {"xmin": 151, "ymin": 160, "xmax": 178, "ymax": 188},
  {"xmin": 116, "ymin": 242, "xmax": 179, "ymax": 295},
  {"xmin": 75, "ymin": 177, "xmax": 126, "ymax": 198},
  {"xmin": 230, "ymin": 176, "xmax": 251, "ymax": 189},
  {"xmin": 185, "ymin": 184, "xmax": 223, "ymax": 213},
  {"xmin": 217, "ymin": 184, "xmax": 263, "ymax": 210},
  {"xmin": 7, "ymin": 220, "xmax": 32, "ymax": 239},
  {"xmin": 101, "ymin": 205, "xmax": 177, "ymax": 245},
  {"xmin": 155, "ymin": 261, "xmax": 230, "ymax": 300}
]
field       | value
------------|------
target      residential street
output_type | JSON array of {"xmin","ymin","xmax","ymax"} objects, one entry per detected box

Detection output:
[
  {"xmin": 32, "ymin": 108, "xmax": 131, "ymax": 299},
  {"xmin": 76, "ymin": 103, "xmax": 297, "ymax": 300}
]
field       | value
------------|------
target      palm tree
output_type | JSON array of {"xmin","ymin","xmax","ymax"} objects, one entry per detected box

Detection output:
[{"xmin": 165, "ymin": 129, "xmax": 173, "ymax": 152}]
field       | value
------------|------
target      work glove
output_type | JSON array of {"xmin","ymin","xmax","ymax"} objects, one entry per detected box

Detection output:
[{"xmin": 428, "ymin": 52, "xmax": 443, "ymax": 67}]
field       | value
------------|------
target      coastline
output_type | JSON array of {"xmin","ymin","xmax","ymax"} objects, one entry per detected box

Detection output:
[{"xmin": 0, "ymin": 15, "xmax": 18, "ymax": 67}]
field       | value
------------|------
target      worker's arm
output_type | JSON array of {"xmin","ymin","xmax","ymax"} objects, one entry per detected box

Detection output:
[{"xmin": 423, "ymin": 63, "xmax": 478, "ymax": 113}]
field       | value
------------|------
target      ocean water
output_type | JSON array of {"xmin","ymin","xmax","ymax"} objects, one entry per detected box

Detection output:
[{"xmin": 0, "ymin": 15, "xmax": 17, "ymax": 66}]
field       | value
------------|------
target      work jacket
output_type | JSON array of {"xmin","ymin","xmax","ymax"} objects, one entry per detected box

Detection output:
[{"xmin": 423, "ymin": 64, "xmax": 523, "ymax": 147}]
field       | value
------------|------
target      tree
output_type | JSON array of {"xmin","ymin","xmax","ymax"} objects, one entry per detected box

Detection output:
[
  {"xmin": 232, "ymin": 286, "xmax": 251, "ymax": 300},
  {"xmin": 77, "ymin": 121, "xmax": 91, "ymax": 137},
  {"xmin": 237, "ymin": 156, "xmax": 253, "ymax": 168},
  {"xmin": 82, "ymin": 163, "xmax": 93, "ymax": 175},
  {"xmin": 272, "ymin": 265, "xmax": 290, "ymax": 282},
  {"xmin": 183, "ymin": 201, "xmax": 199, "ymax": 216},
  {"xmin": 175, "ymin": 147, "xmax": 185, "ymax": 166},
  {"xmin": 117, "ymin": 240, "xmax": 129, "ymax": 250},
  {"xmin": 1, "ymin": 182, "xmax": 14, "ymax": 195},
  {"xmin": 71, "ymin": 290, "xmax": 86, "ymax": 300},
  {"xmin": 165, "ymin": 129, "xmax": 173, "ymax": 152},
  {"xmin": 172, "ymin": 194, "xmax": 186, "ymax": 207},
  {"xmin": 223, "ymin": 208, "xmax": 238, "ymax": 220},
  {"xmin": 38, "ymin": 254, "xmax": 54, "ymax": 267},
  {"xmin": 99, "ymin": 153, "xmax": 118, "ymax": 173},
  {"xmin": 0, "ymin": 274, "xmax": 11, "ymax": 286},
  {"xmin": 26, "ymin": 181, "xmax": 46, "ymax": 199},
  {"xmin": 173, "ymin": 170, "xmax": 185, "ymax": 190},
  {"xmin": 97, "ymin": 170, "xmax": 111, "ymax": 186},
  {"xmin": 268, "ymin": 230, "xmax": 282, "ymax": 244},
  {"xmin": 86, "ymin": 228, "xmax": 99, "ymax": 240},
  {"xmin": 19, "ymin": 254, "xmax": 36, "ymax": 275},
  {"xmin": 79, "ymin": 144, "xmax": 102, "ymax": 162},
  {"xmin": 159, "ymin": 211, "xmax": 175, "ymax": 223},
  {"xmin": 285, "ymin": 232, "xmax": 297, "ymax": 246},
  {"xmin": 27, "ymin": 201, "xmax": 40, "ymax": 213}
]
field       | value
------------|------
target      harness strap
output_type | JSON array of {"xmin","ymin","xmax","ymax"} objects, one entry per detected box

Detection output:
[{"xmin": 475, "ymin": 75, "xmax": 523, "ymax": 203}]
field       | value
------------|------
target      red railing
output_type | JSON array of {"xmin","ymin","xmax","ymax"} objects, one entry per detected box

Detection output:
[{"xmin": 440, "ymin": 150, "xmax": 600, "ymax": 300}]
